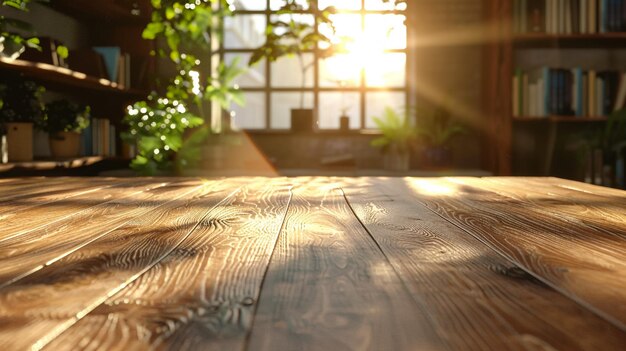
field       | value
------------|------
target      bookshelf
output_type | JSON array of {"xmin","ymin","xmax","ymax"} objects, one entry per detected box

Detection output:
[
  {"xmin": 0, "ymin": 57, "xmax": 147, "ymax": 98},
  {"xmin": 484, "ymin": 0, "xmax": 626, "ymax": 186},
  {"xmin": 0, "ymin": 1, "xmax": 153, "ymax": 173}
]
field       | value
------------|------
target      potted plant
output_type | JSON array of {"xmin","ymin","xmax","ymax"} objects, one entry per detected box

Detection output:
[
  {"xmin": 414, "ymin": 105, "xmax": 465, "ymax": 169},
  {"xmin": 44, "ymin": 99, "xmax": 90, "ymax": 158},
  {"xmin": 250, "ymin": 1, "xmax": 336, "ymax": 132},
  {"xmin": 371, "ymin": 106, "xmax": 416, "ymax": 171},
  {"xmin": 0, "ymin": 75, "xmax": 45, "ymax": 162}
]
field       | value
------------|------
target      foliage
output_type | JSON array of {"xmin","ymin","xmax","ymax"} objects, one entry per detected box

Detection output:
[
  {"xmin": 0, "ymin": 0, "xmax": 67, "ymax": 59},
  {"xmin": 0, "ymin": 0, "xmax": 40, "ymax": 58},
  {"xmin": 125, "ymin": 0, "xmax": 246, "ymax": 174},
  {"xmin": 250, "ymin": 0, "xmax": 337, "ymax": 108},
  {"xmin": 0, "ymin": 74, "xmax": 44, "ymax": 124},
  {"xmin": 414, "ymin": 105, "xmax": 466, "ymax": 147},
  {"xmin": 122, "ymin": 94, "xmax": 203, "ymax": 175},
  {"xmin": 44, "ymin": 99, "xmax": 90, "ymax": 135},
  {"xmin": 603, "ymin": 108, "xmax": 626, "ymax": 152},
  {"xmin": 370, "ymin": 106, "xmax": 416, "ymax": 154}
]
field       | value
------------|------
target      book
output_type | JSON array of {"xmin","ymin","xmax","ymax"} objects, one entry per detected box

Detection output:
[
  {"xmin": 19, "ymin": 37, "xmax": 64, "ymax": 66},
  {"xmin": 67, "ymin": 49, "xmax": 107, "ymax": 78},
  {"xmin": 93, "ymin": 47, "xmax": 121, "ymax": 82}
]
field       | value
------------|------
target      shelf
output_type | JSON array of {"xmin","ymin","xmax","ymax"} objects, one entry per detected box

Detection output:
[
  {"xmin": 0, "ymin": 156, "xmax": 104, "ymax": 173},
  {"xmin": 513, "ymin": 33, "xmax": 626, "ymax": 48},
  {"xmin": 48, "ymin": 0, "xmax": 151, "ymax": 25},
  {"xmin": 0, "ymin": 57, "xmax": 148, "ymax": 99},
  {"xmin": 514, "ymin": 116, "xmax": 608, "ymax": 122}
]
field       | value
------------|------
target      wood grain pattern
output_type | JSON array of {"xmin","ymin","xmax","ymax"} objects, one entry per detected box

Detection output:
[
  {"xmin": 0, "ymin": 180, "xmax": 208, "ymax": 288},
  {"xmin": 0, "ymin": 176, "xmax": 623, "ymax": 350},
  {"xmin": 403, "ymin": 177, "xmax": 626, "ymax": 331},
  {"xmin": 247, "ymin": 179, "xmax": 443, "ymax": 351},
  {"xmin": 46, "ymin": 178, "xmax": 293, "ymax": 351},
  {"xmin": 481, "ymin": 177, "xmax": 626, "ymax": 237},
  {"xmin": 0, "ymin": 180, "xmax": 236, "ymax": 350},
  {"xmin": 0, "ymin": 178, "xmax": 121, "ymax": 217},
  {"xmin": 0, "ymin": 179, "xmax": 156, "ymax": 243},
  {"xmin": 341, "ymin": 177, "xmax": 626, "ymax": 350}
]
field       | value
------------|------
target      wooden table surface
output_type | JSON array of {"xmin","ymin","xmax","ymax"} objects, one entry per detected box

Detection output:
[{"xmin": 0, "ymin": 176, "xmax": 625, "ymax": 350}]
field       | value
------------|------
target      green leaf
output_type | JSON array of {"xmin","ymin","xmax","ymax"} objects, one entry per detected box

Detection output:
[
  {"xmin": 142, "ymin": 22, "xmax": 164, "ymax": 39},
  {"xmin": 56, "ymin": 45, "xmax": 69, "ymax": 59}
]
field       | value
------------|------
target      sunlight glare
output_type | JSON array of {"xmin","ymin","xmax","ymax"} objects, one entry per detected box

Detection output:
[
  {"xmin": 406, "ymin": 178, "xmax": 458, "ymax": 197},
  {"xmin": 323, "ymin": 14, "xmax": 406, "ymax": 87}
]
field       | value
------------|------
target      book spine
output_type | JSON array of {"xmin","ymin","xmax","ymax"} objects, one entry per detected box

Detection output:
[
  {"xmin": 523, "ymin": 73, "xmax": 530, "ymax": 116},
  {"xmin": 577, "ymin": 68, "xmax": 584, "ymax": 116},
  {"xmin": 600, "ymin": 0, "xmax": 606, "ymax": 32},
  {"xmin": 578, "ymin": 0, "xmax": 588, "ymax": 34}
]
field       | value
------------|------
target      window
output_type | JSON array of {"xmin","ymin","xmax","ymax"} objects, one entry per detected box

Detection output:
[{"xmin": 221, "ymin": 0, "xmax": 408, "ymax": 130}]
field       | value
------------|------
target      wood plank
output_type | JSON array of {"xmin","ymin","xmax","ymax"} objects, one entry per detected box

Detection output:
[
  {"xmin": 537, "ymin": 177, "xmax": 626, "ymax": 198},
  {"xmin": 403, "ymin": 177, "xmax": 626, "ymax": 331},
  {"xmin": 0, "ymin": 178, "xmax": 122, "ymax": 216},
  {"xmin": 46, "ymin": 178, "xmax": 293, "ymax": 350},
  {"xmin": 0, "ymin": 179, "xmax": 206, "ymax": 288},
  {"xmin": 481, "ymin": 177, "xmax": 626, "ymax": 236},
  {"xmin": 341, "ymin": 177, "xmax": 626, "ymax": 350},
  {"xmin": 0, "ymin": 180, "xmax": 238, "ymax": 351},
  {"xmin": 0, "ymin": 179, "xmax": 155, "ymax": 243},
  {"xmin": 0, "ymin": 177, "xmax": 76, "ymax": 199},
  {"xmin": 247, "ymin": 179, "xmax": 443, "ymax": 351}
]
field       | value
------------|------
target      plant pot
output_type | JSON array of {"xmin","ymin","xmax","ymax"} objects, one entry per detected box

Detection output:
[
  {"xmin": 384, "ymin": 151, "xmax": 410, "ymax": 172},
  {"xmin": 5, "ymin": 122, "xmax": 34, "ymax": 162},
  {"xmin": 49, "ymin": 131, "xmax": 81, "ymax": 158},
  {"xmin": 340, "ymin": 115, "xmax": 350, "ymax": 131},
  {"xmin": 291, "ymin": 109, "xmax": 314, "ymax": 133}
]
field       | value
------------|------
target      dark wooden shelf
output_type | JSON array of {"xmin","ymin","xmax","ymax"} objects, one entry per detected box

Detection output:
[
  {"xmin": 514, "ymin": 116, "xmax": 608, "ymax": 122},
  {"xmin": 513, "ymin": 33, "xmax": 626, "ymax": 48},
  {"xmin": 47, "ymin": 0, "xmax": 151, "ymax": 25},
  {"xmin": 0, "ymin": 57, "xmax": 148, "ymax": 99}
]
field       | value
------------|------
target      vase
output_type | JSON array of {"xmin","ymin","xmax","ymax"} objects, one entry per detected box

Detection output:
[
  {"xmin": 340, "ymin": 115, "xmax": 350, "ymax": 131},
  {"xmin": 49, "ymin": 131, "xmax": 81, "ymax": 158},
  {"xmin": 291, "ymin": 109, "xmax": 314, "ymax": 133},
  {"xmin": 5, "ymin": 122, "xmax": 34, "ymax": 162}
]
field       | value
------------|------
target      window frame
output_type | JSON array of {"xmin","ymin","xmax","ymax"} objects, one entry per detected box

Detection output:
[{"xmin": 218, "ymin": 0, "xmax": 410, "ymax": 131}]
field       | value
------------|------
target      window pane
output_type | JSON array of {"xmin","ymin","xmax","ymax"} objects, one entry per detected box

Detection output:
[
  {"xmin": 230, "ymin": 0, "xmax": 266, "ymax": 10},
  {"xmin": 319, "ymin": 54, "xmax": 360, "ymax": 88},
  {"xmin": 364, "ymin": 0, "xmax": 400, "ymax": 10},
  {"xmin": 319, "ymin": 14, "xmax": 362, "ymax": 50},
  {"xmin": 366, "ymin": 14, "xmax": 406, "ymax": 49},
  {"xmin": 270, "ymin": 53, "xmax": 314, "ymax": 87},
  {"xmin": 224, "ymin": 15, "xmax": 266, "ymax": 49},
  {"xmin": 230, "ymin": 92, "xmax": 266, "ymax": 129},
  {"xmin": 319, "ymin": 92, "xmax": 360, "ymax": 129},
  {"xmin": 269, "ymin": 13, "xmax": 315, "ymax": 35},
  {"xmin": 224, "ymin": 53, "xmax": 265, "ymax": 88},
  {"xmin": 271, "ymin": 92, "xmax": 314, "ymax": 129},
  {"xmin": 365, "ymin": 53, "xmax": 405, "ymax": 87},
  {"xmin": 366, "ymin": 92, "xmax": 405, "ymax": 129},
  {"xmin": 318, "ymin": 0, "xmax": 361, "ymax": 10},
  {"xmin": 270, "ymin": 0, "xmax": 310, "ymax": 11}
]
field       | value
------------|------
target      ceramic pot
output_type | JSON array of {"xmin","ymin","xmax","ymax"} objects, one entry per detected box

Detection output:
[
  {"xmin": 291, "ymin": 109, "xmax": 314, "ymax": 133},
  {"xmin": 5, "ymin": 122, "xmax": 34, "ymax": 162},
  {"xmin": 49, "ymin": 131, "xmax": 81, "ymax": 158},
  {"xmin": 340, "ymin": 115, "xmax": 350, "ymax": 131}
]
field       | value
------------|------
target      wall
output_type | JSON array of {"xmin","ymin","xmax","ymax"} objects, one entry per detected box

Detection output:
[{"xmin": 411, "ymin": 0, "xmax": 485, "ymax": 169}]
